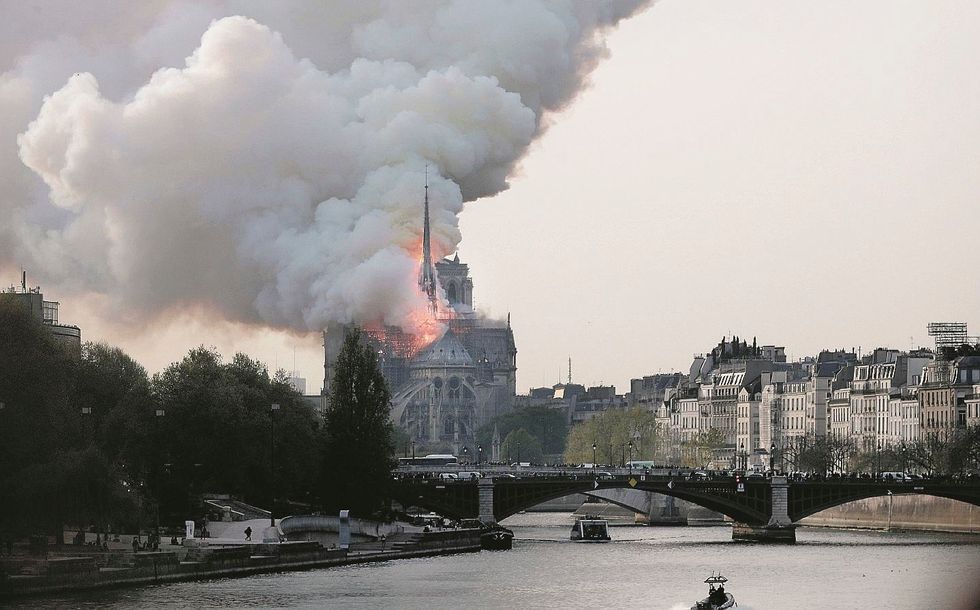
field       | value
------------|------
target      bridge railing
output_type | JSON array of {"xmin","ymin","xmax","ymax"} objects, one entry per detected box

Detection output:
[{"xmin": 393, "ymin": 464, "xmax": 706, "ymax": 478}]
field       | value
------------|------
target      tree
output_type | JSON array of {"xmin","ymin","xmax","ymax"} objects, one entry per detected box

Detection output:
[
  {"xmin": 500, "ymin": 429, "xmax": 543, "ymax": 464},
  {"xmin": 563, "ymin": 408, "xmax": 663, "ymax": 465},
  {"xmin": 151, "ymin": 348, "xmax": 319, "ymax": 522},
  {"xmin": 475, "ymin": 406, "xmax": 568, "ymax": 458},
  {"xmin": 319, "ymin": 327, "xmax": 395, "ymax": 516},
  {"xmin": 687, "ymin": 428, "xmax": 725, "ymax": 469}
]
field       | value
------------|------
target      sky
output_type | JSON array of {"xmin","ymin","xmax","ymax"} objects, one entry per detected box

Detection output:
[{"xmin": 3, "ymin": 0, "xmax": 979, "ymax": 394}]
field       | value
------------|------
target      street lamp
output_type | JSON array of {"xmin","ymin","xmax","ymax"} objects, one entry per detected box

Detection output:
[
  {"xmin": 478, "ymin": 445, "xmax": 483, "ymax": 465},
  {"xmin": 628, "ymin": 441, "xmax": 633, "ymax": 475},
  {"xmin": 739, "ymin": 441, "xmax": 745, "ymax": 471},
  {"xmin": 769, "ymin": 442, "xmax": 776, "ymax": 474},
  {"xmin": 516, "ymin": 441, "xmax": 521, "ymax": 465},
  {"xmin": 592, "ymin": 442, "xmax": 597, "ymax": 475},
  {"xmin": 270, "ymin": 403, "xmax": 280, "ymax": 528},
  {"xmin": 154, "ymin": 409, "xmax": 165, "ymax": 539},
  {"xmin": 876, "ymin": 441, "xmax": 882, "ymax": 479},
  {"xmin": 411, "ymin": 440, "xmax": 416, "ymax": 461},
  {"xmin": 462, "ymin": 446, "xmax": 469, "ymax": 465}
]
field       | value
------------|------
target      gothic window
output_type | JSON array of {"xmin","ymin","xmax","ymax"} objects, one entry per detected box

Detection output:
[
  {"xmin": 444, "ymin": 416, "xmax": 454, "ymax": 435},
  {"xmin": 447, "ymin": 282, "xmax": 458, "ymax": 303}
]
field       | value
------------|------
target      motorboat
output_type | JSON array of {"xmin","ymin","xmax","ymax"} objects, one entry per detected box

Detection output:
[
  {"xmin": 692, "ymin": 574, "xmax": 736, "ymax": 610},
  {"xmin": 460, "ymin": 519, "xmax": 514, "ymax": 551},
  {"xmin": 479, "ymin": 524, "xmax": 514, "ymax": 550},
  {"xmin": 569, "ymin": 515, "xmax": 611, "ymax": 542}
]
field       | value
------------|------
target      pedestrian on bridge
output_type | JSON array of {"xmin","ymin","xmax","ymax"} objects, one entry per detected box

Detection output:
[{"xmin": 244, "ymin": 526, "xmax": 252, "ymax": 541}]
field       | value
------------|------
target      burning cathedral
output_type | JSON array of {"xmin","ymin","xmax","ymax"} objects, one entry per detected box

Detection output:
[{"xmin": 322, "ymin": 180, "xmax": 517, "ymax": 454}]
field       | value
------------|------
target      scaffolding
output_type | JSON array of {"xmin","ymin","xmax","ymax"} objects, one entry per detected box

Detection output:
[{"xmin": 927, "ymin": 322, "xmax": 969, "ymax": 356}]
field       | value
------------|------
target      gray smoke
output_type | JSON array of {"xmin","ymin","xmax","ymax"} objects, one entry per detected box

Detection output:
[{"xmin": 2, "ymin": 0, "xmax": 650, "ymax": 332}]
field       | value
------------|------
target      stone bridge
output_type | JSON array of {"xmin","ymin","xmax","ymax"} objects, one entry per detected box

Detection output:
[{"xmin": 391, "ymin": 472, "xmax": 980, "ymax": 543}]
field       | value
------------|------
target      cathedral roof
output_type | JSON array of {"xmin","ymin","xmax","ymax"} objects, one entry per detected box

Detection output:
[{"xmin": 412, "ymin": 329, "xmax": 474, "ymax": 367}]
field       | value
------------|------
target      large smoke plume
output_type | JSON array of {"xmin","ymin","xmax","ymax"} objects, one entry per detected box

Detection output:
[{"xmin": 2, "ymin": 1, "xmax": 649, "ymax": 332}]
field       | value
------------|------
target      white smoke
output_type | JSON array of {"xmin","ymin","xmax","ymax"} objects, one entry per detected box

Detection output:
[{"xmin": 3, "ymin": 1, "xmax": 650, "ymax": 332}]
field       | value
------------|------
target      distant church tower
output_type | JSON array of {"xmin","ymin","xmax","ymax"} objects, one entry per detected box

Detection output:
[{"xmin": 418, "ymin": 168, "xmax": 437, "ymax": 313}]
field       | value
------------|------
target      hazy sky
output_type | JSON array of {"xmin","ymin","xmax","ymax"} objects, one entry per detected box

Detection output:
[{"xmin": 5, "ymin": 1, "xmax": 979, "ymax": 393}]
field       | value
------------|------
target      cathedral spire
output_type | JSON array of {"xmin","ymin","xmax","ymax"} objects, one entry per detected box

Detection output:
[{"xmin": 418, "ymin": 165, "xmax": 437, "ymax": 312}]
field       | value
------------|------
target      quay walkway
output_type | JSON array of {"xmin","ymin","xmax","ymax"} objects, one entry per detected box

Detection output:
[{"xmin": 0, "ymin": 526, "xmax": 480, "ymax": 600}]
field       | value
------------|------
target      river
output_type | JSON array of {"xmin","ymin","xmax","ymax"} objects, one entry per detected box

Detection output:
[{"xmin": 17, "ymin": 513, "xmax": 980, "ymax": 609}]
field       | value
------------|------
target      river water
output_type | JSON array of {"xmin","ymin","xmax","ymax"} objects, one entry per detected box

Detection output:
[{"xmin": 18, "ymin": 513, "xmax": 980, "ymax": 609}]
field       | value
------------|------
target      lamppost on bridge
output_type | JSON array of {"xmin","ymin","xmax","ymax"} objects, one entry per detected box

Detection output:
[
  {"xmin": 769, "ymin": 442, "xmax": 776, "ymax": 475},
  {"xmin": 592, "ymin": 442, "xmax": 597, "ymax": 475},
  {"xmin": 628, "ymin": 440, "xmax": 633, "ymax": 476},
  {"xmin": 478, "ymin": 445, "xmax": 483, "ymax": 466},
  {"xmin": 516, "ymin": 441, "xmax": 521, "ymax": 465},
  {"xmin": 876, "ymin": 440, "xmax": 882, "ymax": 479},
  {"xmin": 462, "ymin": 446, "xmax": 469, "ymax": 465},
  {"xmin": 739, "ymin": 441, "xmax": 745, "ymax": 471},
  {"xmin": 411, "ymin": 440, "xmax": 416, "ymax": 461},
  {"xmin": 270, "ymin": 403, "xmax": 279, "ymax": 529}
]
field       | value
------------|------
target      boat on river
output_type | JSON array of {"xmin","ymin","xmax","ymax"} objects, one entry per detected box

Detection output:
[
  {"xmin": 480, "ymin": 524, "xmax": 514, "ymax": 550},
  {"xmin": 692, "ymin": 574, "xmax": 736, "ymax": 610},
  {"xmin": 569, "ymin": 515, "xmax": 611, "ymax": 542},
  {"xmin": 460, "ymin": 519, "xmax": 514, "ymax": 550}
]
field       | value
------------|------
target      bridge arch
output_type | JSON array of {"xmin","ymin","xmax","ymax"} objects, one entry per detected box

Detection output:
[{"xmin": 788, "ymin": 482, "xmax": 980, "ymax": 522}]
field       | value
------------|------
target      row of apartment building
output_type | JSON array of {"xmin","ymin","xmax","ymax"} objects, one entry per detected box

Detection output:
[{"xmin": 627, "ymin": 338, "xmax": 980, "ymax": 469}]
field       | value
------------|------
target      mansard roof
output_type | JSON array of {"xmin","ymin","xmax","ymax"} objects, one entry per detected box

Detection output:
[
  {"xmin": 815, "ymin": 362, "xmax": 845, "ymax": 378},
  {"xmin": 955, "ymin": 356, "xmax": 980, "ymax": 368},
  {"xmin": 832, "ymin": 365, "xmax": 856, "ymax": 390}
]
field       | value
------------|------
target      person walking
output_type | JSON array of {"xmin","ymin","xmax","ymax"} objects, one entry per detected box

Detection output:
[{"xmin": 244, "ymin": 526, "xmax": 252, "ymax": 541}]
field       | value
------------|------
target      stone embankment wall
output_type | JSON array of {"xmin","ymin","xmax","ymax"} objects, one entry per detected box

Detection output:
[
  {"xmin": 0, "ymin": 530, "xmax": 480, "ymax": 600},
  {"xmin": 801, "ymin": 495, "xmax": 980, "ymax": 533}
]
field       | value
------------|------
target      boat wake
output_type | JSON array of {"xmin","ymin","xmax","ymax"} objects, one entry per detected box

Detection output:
[{"xmin": 665, "ymin": 605, "xmax": 757, "ymax": 610}]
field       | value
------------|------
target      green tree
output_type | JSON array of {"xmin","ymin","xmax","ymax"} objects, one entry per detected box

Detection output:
[
  {"xmin": 563, "ymin": 408, "xmax": 663, "ymax": 465},
  {"xmin": 151, "ymin": 348, "xmax": 319, "ymax": 522},
  {"xmin": 475, "ymin": 406, "xmax": 568, "ymax": 458},
  {"xmin": 319, "ymin": 327, "xmax": 395, "ymax": 516},
  {"xmin": 686, "ymin": 428, "xmax": 725, "ymax": 469},
  {"xmin": 500, "ymin": 428, "xmax": 543, "ymax": 464}
]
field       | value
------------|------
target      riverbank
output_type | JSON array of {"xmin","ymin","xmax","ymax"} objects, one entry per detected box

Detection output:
[{"xmin": 0, "ymin": 529, "xmax": 480, "ymax": 600}]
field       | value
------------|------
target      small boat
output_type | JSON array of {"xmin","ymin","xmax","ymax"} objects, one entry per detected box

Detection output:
[
  {"xmin": 570, "ymin": 515, "xmax": 611, "ymax": 542},
  {"xmin": 460, "ymin": 519, "xmax": 514, "ymax": 551},
  {"xmin": 479, "ymin": 524, "xmax": 514, "ymax": 550},
  {"xmin": 692, "ymin": 574, "xmax": 736, "ymax": 610}
]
